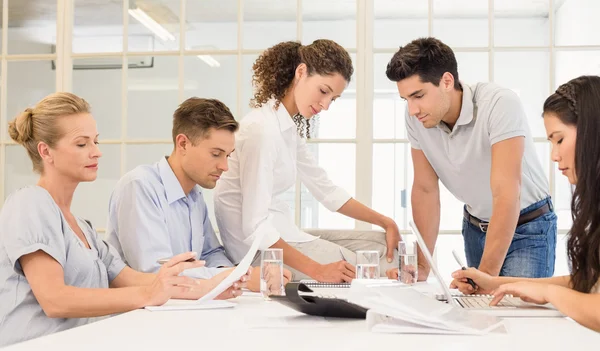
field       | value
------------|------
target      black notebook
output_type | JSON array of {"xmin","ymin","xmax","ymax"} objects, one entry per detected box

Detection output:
[{"xmin": 270, "ymin": 282, "xmax": 366, "ymax": 319}]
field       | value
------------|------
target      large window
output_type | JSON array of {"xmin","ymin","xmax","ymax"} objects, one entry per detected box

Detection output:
[{"xmin": 1, "ymin": 1, "xmax": 597, "ymax": 278}]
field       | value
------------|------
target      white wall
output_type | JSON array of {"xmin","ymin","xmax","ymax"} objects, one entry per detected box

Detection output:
[{"xmin": 555, "ymin": 0, "xmax": 600, "ymax": 46}]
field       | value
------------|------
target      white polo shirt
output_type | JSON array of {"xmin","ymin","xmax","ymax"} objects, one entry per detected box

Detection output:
[{"xmin": 406, "ymin": 82, "xmax": 549, "ymax": 221}]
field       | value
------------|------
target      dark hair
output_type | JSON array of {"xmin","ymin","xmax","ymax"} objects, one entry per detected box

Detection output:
[
  {"xmin": 386, "ymin": 37, "xmax": 460, "ymax": 90},
  {"xmin": 543, "ymin": 75, "xmax": 600, "ymax": 293},
  {"xmin": 251, "ymin": 39, "xmax": 353, "ymax": 138},
  {"xmin": 172, "ymin": 98, "xmax": 238, "ymax": 144}
]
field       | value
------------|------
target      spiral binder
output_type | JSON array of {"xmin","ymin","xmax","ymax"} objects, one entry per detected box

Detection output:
[{"xmin": 299, "ymin": 279, "xmax": 351, "ymax": 288}]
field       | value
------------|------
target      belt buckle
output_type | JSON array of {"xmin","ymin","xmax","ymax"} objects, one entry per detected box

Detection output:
[{"xmin": 479, "ymin": 222, "xmax": 489, "ymax": 232}]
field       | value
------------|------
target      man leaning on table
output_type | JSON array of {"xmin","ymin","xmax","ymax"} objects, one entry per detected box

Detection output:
[
  {"xmin": 106, "ymin": 97, "xmax": 291, "ymax": 291},
  {"xmin": 385, "ymin": 37, "xmax": 557, "ymax": 283}
]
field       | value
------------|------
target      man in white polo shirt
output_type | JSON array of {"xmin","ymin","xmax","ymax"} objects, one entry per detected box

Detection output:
[{"xmin": 385, "ymin": 37, "xmax": 557, "ymax": 285}]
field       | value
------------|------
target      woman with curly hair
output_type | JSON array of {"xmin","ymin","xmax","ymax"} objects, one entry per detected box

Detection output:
[
  {"xmin": 214, "ymin": 39, "xmax": 401, "ymax": 283},
  {"xmin": 452, "ymin": 75, "xmax": 600, "ymax": 332}
]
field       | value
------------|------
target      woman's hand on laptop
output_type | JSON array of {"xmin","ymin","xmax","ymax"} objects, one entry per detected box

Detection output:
[
  {"xmin": 450, "ymin": 268, "xmax": 496, "ymax": 294},
  {"xmin": 490, "ymin": 282, "xmax": 550, "ymax": 306}
]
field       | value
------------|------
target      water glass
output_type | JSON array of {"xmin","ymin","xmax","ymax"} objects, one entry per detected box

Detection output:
[
  {"xmin": 260, "ymin": 248, "xmax": 284, "ymax": 300},
  {"xmin": 398, "ymin": 241, "xmax": 418, "ymax": 284},
  {"xmin": 355, "ymin": 250, "xmax": 380, "ymax": 279}
]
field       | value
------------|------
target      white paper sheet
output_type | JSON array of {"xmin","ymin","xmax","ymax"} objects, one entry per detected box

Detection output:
[
  {"xmin": 145, "ymin": 299, "xmax": 236, "ymax": 311},
  {"xmin": 197, "ymin": 232, "xmax": 264, "ymax": 302},
  {"xmin": 349, "ymin": 283, "xmax": 505, "ymax": 335}
]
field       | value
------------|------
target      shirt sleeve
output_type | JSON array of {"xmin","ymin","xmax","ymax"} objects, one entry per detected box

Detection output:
[
  {"xmin": 238, "ymin": 125, "xmax": 281, "ymax": 250},
  {"xmin": 82, "ymin": 220, "xmax": 126, "ymax": 282},
  {"xmin": 487, "ymin": 90, "xmax": 528, "ymax": 145},
  {"xmin": 106, "ymin": 179, "xmax": 175, "ymax": 274},
  {"xmin": 197, "ymin": 197, "xmax": 233, "ymax": 268},
  {"xmin": 405, "ymin": 106, "xmax": 421, "ymax": 150},
  {"xmin": 0, "ymin": 188, "xmax": 66, "ymax": 275},
  {"xmin": 296, "ymin": 138, "xmax": 351, "ymax": 212}
]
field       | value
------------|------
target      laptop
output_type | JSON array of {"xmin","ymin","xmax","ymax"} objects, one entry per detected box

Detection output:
[{"xmin": 408, "ymin": 220, "xmax": 563, "ymax": 317}]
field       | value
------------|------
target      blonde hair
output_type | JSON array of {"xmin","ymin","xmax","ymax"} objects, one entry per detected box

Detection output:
[{"xmin": 8, "ymin": 92, "xmax": 91, "ymax": 173}]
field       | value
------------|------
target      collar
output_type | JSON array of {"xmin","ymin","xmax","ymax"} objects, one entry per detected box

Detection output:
[
  {"xmin": 455, "ymin": 83, "xmax": 475, "ymax": 127},
  {"xmin": 437, "ymin": 82, "xmax": 474, "ymax": 133},
  {"xmin": 267, "ymin": 99, "xmax": 296, "ymax": 133},
  {"xmin": 158, "ymin": 157, "xmax": 201, "ymax": 204}
]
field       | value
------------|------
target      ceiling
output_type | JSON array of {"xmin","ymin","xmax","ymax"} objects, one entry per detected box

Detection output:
[{"xmin": 2, "ymin": 0, "xmax": 568, "ymax": 28}]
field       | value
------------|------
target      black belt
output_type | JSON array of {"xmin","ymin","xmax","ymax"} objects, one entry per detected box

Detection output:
[{"xmin": 463, "ymin": 203, "xmax": 551, "ymax": 232}]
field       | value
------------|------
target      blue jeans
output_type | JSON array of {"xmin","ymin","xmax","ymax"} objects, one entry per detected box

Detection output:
[{"xmin": 462, "ymin": 197, "xmax": 557, "ymax": 278}]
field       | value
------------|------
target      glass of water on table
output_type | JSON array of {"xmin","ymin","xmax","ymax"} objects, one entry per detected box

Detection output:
[
  {"xmin": 398, "ymin": 241, "xmax": 418, "ymax": 284},
  {"xmin": 355, "ymin": 250, "xmax": 380, "ymax": 279},
  {"xmin": 260, "ymin": 248, "xmax": 284, "ymax": 300}
]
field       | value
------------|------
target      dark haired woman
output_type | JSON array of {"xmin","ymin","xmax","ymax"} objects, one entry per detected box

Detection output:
[
  {"xmin": 214, "ymin": 39, "xmax": 400, "ymax": 283},
  {"xmin": 451, "ymin": 75, "xmax": 600, "ymax": 332}
]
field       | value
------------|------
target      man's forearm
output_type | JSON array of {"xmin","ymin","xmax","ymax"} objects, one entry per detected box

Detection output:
[
  {"xmin": 412, "ymin": 186, "xmax": 440, "ymax": 278},
  {"xmin": 478, "ymin": 197, "xmax": 520, "ymax": 276}
]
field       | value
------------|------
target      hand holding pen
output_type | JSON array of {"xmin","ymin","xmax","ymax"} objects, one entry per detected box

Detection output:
[{"xmin": 451, "ymin": 249, "xmax": 478, "ymax": 291}]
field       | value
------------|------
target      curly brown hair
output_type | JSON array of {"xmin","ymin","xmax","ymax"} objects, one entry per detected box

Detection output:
[{"xmin": 250, "ymin": 39, "xmax": 353, "ymax": 138}]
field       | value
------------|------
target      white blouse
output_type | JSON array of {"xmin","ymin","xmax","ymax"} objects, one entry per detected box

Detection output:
[{"xmin": 214, "ymin": 99, "xmax": 351, "ymax": 263}]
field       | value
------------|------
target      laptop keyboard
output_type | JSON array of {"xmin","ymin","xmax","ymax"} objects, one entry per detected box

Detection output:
[{"xmin": 456, "ymin": 296, "xmax": 518, "ymax": 309}]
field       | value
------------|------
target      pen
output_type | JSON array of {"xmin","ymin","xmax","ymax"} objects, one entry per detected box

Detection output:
[
  {"xmin": 339, "ymin": 247, "xmax": 347, "ymax": 262},
  {"xmin": 451, "ymin": 250, "xmax": 477, "ymax": 291}
]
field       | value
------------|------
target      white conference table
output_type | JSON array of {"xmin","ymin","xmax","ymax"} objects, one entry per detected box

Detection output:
[{"xmin": 4, "ymin": 283, "xmax": 598, "ymax": 351}]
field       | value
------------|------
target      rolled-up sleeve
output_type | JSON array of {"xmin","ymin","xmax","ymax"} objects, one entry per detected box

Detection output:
[
  {"xmin": 295, "ymin": 138, "xmax": 351, "ymax": 212},
  {"xmin": 1, "ymin": 188, "xmax": 67, "ymax": 275},
  {"xmin": 93, "ymin": 236, "xmax": 126, "ymax": 283},
  {"xmin": 238, "ymin": 125, "xmax": 281, "ymax": 249}
]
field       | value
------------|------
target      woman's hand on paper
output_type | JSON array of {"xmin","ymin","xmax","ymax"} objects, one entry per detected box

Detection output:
[
  {"xmin": 143, "ymin": 252, "xmax": 206, "ymax": 306},
  {"xmin": 315, "ymin": 261, "xmax": 355, "ymax": 283},
  {"xmin": 212, "ymin": 267, "xmax": 252, "ymax": 300},
  {"xmin": 450, "ymin": 268, "xmax": 496, "ymax": 294},
  {"xmin": 247, "ymin": 267, "xmax": 262, "ymax": 292}
]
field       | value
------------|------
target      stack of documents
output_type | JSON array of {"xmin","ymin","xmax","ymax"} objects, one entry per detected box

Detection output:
[{"xmin": 347, "ymin": 281, "xmax": 505, "ymax": 335}]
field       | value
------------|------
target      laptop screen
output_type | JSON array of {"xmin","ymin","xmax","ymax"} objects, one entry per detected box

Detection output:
[{"xmin": 409, "ymin": 220, "xmax": 460, "ymax": 306}]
